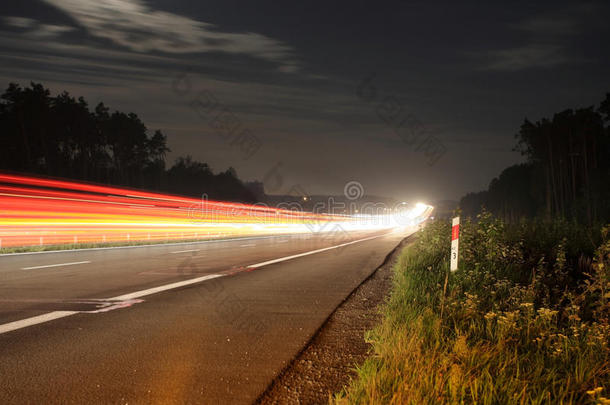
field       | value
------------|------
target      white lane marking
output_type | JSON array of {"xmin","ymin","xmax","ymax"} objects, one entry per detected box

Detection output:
[
  {"xmin": 21, "ymin": 261, "xmax": 91, "ymax": 270},
  {"xmin": 0, "ymin": 231, "xmax": 389, "ymax": 334},
  {"xmin": 0, "ymin": 273, "xmax": 225, "ymax": 335},
  {"xmin": 239, "ymin": 243, "xmax": 256, "ymax": 247},
  {"xmin": 108, "ymin": 274, "xmax": 224, "ymax": 301},
  {"xmin": 247, "ymin": 233, "xmax": 386, "ymax": 269},
  {"xmin": 170, "ymin": 249, "xmax": 200, "ymax": 254},
  {"xmin": 276, "ymin": 240, "xmax": 288, "ymax": 243},
  {"xmin": 0, "ymin": 311, "xmax": 78, "ymax": 335}
]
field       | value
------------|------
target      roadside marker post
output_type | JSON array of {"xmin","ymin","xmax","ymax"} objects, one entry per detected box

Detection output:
[{"xmin": 450, "ymin": 216, "xmax": 460, "ymax": 271}]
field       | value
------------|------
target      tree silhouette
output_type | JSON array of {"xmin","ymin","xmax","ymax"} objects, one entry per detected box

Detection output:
[
  {"xmin": 461, "ymin": 94, "xmax": 610, "ymax": 225},
  {"xmin": 0, "ymin": 82, "xmax": 256, "ymax": 203}
]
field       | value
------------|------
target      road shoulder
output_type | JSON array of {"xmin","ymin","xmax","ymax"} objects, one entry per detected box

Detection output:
[{"xmin": 256, "ymin": 235, "xmax": 415, "ymax": 404}]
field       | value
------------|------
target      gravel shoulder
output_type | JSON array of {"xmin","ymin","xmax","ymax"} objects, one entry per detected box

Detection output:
[{"xmin": 256, "ymin": 235, "xmax": 415, "ymax": 405}]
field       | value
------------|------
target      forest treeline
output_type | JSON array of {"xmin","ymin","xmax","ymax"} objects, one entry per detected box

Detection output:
[
  {"xmin": 0, "ymin": 82, "xmax": 256, "ymax": 202},
  {"xmin": 460, "ymin": 93, "xmax": 610, "ymax": 225}
]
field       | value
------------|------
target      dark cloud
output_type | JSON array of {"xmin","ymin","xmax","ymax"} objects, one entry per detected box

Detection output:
[{"xmin": 0, "ymin": 0, "xmax": 609, "ymax": 203}]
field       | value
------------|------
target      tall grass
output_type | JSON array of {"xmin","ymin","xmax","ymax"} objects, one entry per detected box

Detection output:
[{"xmin": 335, "ymin": 212, "xmax": 610, "ymax": 404}]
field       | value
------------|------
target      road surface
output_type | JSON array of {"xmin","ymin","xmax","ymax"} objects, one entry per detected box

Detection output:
[{"xmin": 0, "ymin": 228, "xmax": 412, "ymax": 404}]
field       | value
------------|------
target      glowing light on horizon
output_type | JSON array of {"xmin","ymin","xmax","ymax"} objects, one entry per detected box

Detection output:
[{"xmin": 0, "ymin": 174, "xmax": 433, "ymax": 249}]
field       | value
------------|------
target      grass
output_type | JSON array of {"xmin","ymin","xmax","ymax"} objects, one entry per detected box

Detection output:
[
  {"xmin": 335, "ymin": 212, "xmax": 610, "ymax": 404},
  {"xmin": 0, "ymin": 234, "xmax": 268, "ymax": 254}
]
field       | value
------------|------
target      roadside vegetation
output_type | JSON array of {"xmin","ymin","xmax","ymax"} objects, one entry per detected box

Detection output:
[
  {"xmin": 461, "ymin": 93, "xmax": 610, "ymax": 226},
  {"xmin": 335, "ymin": 213, "xmax": 610, "ymax": 404},
  {"xmin": 0, "ymin": 235, "xmax": 257, "ymax": 254}
]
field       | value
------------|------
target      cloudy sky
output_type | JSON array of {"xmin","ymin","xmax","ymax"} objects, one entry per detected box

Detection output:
[{"xmin": 1, "ymin": 0, "xmax": 609, "ymax": 202}]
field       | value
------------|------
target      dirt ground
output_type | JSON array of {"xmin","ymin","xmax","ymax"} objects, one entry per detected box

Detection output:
[{"xmin": 256, "ymin": 236, "xmax": 413, "ymax": 405}]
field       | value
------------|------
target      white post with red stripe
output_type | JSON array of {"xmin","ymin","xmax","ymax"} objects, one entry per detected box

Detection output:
[{"xmin": 450, "ymin": 216, "xmax": 460, "ymax": 271}]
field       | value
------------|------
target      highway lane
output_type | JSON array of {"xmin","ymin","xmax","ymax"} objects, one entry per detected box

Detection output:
[
  {"xmin": 0, "ymin": 228, "xmax": 413, "ymax": 404},
  {"xmin": 0, "ymin": 230, "xmax": 386, "ymax": 325}
]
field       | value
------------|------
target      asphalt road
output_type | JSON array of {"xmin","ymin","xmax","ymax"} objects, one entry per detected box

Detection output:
[{"xmin": 0, "ymin": 228, "xmax": 412, "ymax": 404}]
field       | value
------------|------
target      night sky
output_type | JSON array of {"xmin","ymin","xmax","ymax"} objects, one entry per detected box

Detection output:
[{"xmin": 1, "ymin": 1, "xmax": 609, "ymax": 203}]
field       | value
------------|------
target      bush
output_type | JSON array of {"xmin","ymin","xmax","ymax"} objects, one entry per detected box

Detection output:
[{"xmin": 335, "ymin": 213, "xmax": 610, "ymax": 404}]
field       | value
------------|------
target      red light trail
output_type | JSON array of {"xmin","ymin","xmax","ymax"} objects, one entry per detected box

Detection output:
[{"xmin": 0, "ymin": 174, "xmax": 347, "ymax": 249}]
